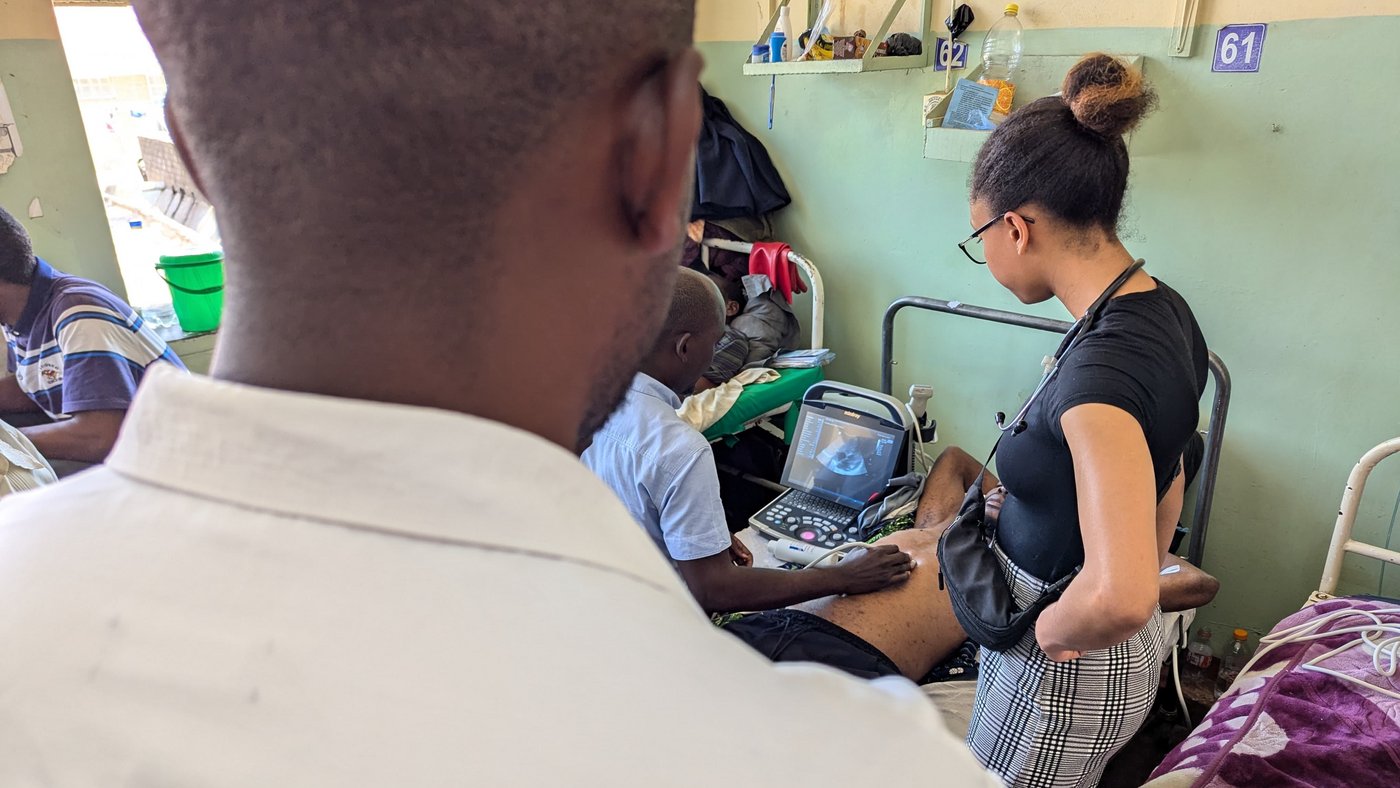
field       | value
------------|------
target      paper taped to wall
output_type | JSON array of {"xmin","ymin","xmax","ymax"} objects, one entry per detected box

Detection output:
[{"xmin": 942, "ymin": 79, "xmax": 999, "ymax": 131}]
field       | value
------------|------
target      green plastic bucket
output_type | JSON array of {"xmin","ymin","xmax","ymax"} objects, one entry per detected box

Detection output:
[{"xmin": 156, "ymin": 251, "xmax": 225, "ymax": 333}]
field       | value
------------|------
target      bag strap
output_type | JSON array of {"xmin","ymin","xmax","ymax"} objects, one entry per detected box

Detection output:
[
  {"xmin": 980, "ymin": 259, "xmax": 1146, "ymax": 465},
  {"xmin": 969, "ymin": 260, "xmax": 1148, "ymax": 523}
]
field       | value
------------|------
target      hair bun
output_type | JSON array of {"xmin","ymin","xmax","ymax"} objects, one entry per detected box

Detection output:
[{"xmin": 1061, "ymin": 53, "xmax": 1157, "ymax": 139}]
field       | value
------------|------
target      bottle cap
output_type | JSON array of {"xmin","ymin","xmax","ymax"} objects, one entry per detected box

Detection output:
[
  {"xmin": 1234, "ymin": 628, "xmax": 1248, "ymax": 639},
  {"xmin": 1005, "ymin": 3, "xmax": 1020, "ymax": 15}
]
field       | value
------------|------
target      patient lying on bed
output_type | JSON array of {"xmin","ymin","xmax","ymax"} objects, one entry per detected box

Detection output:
[
  {"xmin": 691, "ymin": 268, "xmax": 798, "ymax": 393},
  {"xmin": 725, "ymin": 446, "xmax": 1220, "ymax": 682}
]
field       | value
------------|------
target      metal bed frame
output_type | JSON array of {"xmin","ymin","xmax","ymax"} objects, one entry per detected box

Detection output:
[
  {"xmin": 1315, "ymin": 437, "xmax": 1400, "ymax": 601},
  {"xmin": 880, "ymin": 296, "xmax": 1233, "ymax": 569},
  {"xmin": 696, "ymin": 238, "xmax": 825, "ymax": 445}
]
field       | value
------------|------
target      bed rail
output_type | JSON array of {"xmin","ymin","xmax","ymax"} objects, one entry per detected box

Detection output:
[
  {"xmin": 880, "ymin": 296, "xmax": 1232, "ymax": 570},
  {"xmin": 1316, "ymin": 438, "xmax": 1400, "ymax": 598},
  {"xmin": 700, "ymin": 238, "xmax": 825, "ymax": 349}
]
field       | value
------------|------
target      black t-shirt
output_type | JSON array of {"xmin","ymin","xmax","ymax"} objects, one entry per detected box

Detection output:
[{"xmin": 994, "ymin": 279, "xmax": 1209, "ymax": 581}]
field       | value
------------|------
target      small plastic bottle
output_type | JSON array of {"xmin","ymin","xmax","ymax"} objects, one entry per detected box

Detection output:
[
  {"xmin": 771, "ymin": 5, "xmax": 793, "ymax": 62},
  {"xmin": 1185, "ymin": 626, "xmax": 1214, "ymax": 676},
  {"xmin": 1214, "ymin": 629, "xmax": 1252, "ymax": 698}
]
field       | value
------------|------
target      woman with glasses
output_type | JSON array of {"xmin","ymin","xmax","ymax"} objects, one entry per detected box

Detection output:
[{"xmin": 956, "ymin": 55, "xmax": 1209, "ymax": 787}]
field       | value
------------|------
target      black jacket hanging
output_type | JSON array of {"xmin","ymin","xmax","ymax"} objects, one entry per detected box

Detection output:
[{"xmin": 691, "ymin": 88, "xmax": 790, "ymax": 221}]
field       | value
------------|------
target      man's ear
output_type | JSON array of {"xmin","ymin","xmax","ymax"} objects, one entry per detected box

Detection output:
[
  {"xmin": 616, "ymin": 49, "xmax": 704, "ymax": 254},
  {"xmin": 726, "ymin": 300, "xmax": 741, "ymax": 319},
  {"xmin": 674, "ymin": 331, "xmax": 693, "ymax": 361}
]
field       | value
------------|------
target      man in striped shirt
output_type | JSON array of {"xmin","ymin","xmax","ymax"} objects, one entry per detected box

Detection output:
[{"xmin": 0, "ymin": 207, "xmax": 185, "ymax": 464}]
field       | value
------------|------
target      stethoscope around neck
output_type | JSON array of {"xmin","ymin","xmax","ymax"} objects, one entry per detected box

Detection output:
[{"xmin": 993, "ymin": 260, "xmax": 1146, "ymax": 436}]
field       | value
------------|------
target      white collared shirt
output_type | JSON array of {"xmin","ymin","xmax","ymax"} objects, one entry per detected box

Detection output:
[
  {"xmin": 583, "ymin": 373, "xmax": 731, "ymax": 561},
  {"xmin": 0, "ymin": 367, "xmax": 997, "ymax": 787}
]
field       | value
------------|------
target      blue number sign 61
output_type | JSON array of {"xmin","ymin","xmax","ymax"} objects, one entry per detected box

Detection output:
[{"xmin": 1213, "ymin": 24, "xmax": 1267, "ymax": 73}]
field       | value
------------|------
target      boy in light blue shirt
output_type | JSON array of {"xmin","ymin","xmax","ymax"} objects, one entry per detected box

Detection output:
[{"xmin": 584, "ymin": 269, "xmax": 911, "ymax": 614}]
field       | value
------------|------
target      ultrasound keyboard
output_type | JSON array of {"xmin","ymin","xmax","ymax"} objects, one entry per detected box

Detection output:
[{"xmin": 749, "ymin": 489, "xmax": 863, "ymax": 549}]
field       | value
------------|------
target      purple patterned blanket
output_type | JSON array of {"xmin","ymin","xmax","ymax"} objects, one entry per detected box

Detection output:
[{"xmin": 1146, "ymin": 599, "xmax": 1400, "ymax": 787}]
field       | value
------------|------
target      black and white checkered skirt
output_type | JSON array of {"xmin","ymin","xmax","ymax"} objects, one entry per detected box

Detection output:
[{"xmin": 965, "ymin": 542, "xmax": 1163, "ymax": 788}]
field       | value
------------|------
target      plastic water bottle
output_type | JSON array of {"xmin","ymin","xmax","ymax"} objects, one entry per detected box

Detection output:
[
  {"xmin": 1214, "ymin": 629, "xmax": 1252, "ymax": 698},
  {"xmin": 1185, "ymin": 626, "xmax": 1214, "ymax": 676},
  {"xmin": 979, "ymin": 4, "xmax": 1024, "ymax": 116},
  {"xmin": 980, "ymin": 4, "xmax": 1024, "ymax": 81}
]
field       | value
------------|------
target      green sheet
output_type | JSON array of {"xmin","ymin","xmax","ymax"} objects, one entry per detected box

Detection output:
[{"xmin": 702, "ymin": 366, "xmax": 826, "ymax": 444}]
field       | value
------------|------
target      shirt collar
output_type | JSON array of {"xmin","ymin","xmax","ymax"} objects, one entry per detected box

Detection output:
[
  {"xmin": 12, "ymin": 258, "xmax": 58, "ymax": 336},
  {"xmin": 106, "ymin": 367, "xmax": 690, "ymax": 596},
  {"xmin": 629, "ymin": 372, "xmax": 681, "ymax": 409}
]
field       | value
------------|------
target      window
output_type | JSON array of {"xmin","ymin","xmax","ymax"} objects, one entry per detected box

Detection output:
[{"xmin": 55, "ymin": 4, "xmax": 220, "ymax": 315}]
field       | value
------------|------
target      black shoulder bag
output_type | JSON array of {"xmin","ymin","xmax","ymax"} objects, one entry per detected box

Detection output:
[{"xmin": 936, "ymin": 261, "xmax": 1145, "ymax": 652}]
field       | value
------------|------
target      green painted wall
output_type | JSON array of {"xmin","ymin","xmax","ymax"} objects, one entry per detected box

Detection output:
[
  {"xmin": 699, "ymin": 18, "xmax": 1400, "ymax": 641},
  {"xmin": 0, "ymin": 38, "xmax": 124, "ymax": 293}
]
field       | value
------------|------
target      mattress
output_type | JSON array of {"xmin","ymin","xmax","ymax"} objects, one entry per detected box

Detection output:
[{"xmin": 702, "ymin": 366, "xmax": 824, "ymax": 443}]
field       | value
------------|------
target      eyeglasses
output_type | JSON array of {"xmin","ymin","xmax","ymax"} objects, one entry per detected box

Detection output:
[{"xmin": 958, "ymin": 213, "xmax": 1035, "ymax": 265}]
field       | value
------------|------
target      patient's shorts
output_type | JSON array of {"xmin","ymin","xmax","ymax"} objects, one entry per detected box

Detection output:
[{"xmin": 721, "ymin": 609, "xmax": 902, "ymax": 680}]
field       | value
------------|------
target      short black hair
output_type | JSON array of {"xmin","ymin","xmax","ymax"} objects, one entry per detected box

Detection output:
[
  {"xmin": 135, "ymin": 0, "xmax": 695, "ymax": 265},
  {"xmin": 971, "ymin": 54, "xmax": 1157, "ymax": 235},
  {"xmin": 702, "ymin": 268, "xmax": 745, "ymax": 309},
  {"xmin": 657, "ymin": 268, "xmax": 724, "ymax": 346},
  {"xmin": 0, "ymin": 206, "xmax": 37, "ymax": 285}
]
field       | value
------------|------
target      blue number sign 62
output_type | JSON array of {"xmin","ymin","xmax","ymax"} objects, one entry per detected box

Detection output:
[{"xmin": 1213, "ymin": 24, "xmax": 1267, "ymax": 73}]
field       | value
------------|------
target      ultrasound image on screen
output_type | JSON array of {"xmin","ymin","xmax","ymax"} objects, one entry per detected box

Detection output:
[{"xmin": 786, "ymin": 410, "xmax": 901, "ymax": 509}]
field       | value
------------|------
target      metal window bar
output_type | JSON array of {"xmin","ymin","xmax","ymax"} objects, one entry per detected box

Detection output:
[{"xmin": 880, "ymin": 295, "xmax": 1232, "ymax": 569}]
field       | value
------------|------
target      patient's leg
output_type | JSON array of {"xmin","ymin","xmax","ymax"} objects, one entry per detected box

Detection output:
[
  {"xmin": 913, "ymin": 445, "xmax": 1000, "ymax": 530},
  {"xmin": 1159, "ymin": 555, "xmax": 1220, "ymax": 613}
]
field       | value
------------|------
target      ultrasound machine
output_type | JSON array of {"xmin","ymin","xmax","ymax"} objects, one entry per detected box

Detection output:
[{"xmin": 750, "ymin": 383, "xmax": 914, "ymax": 550}]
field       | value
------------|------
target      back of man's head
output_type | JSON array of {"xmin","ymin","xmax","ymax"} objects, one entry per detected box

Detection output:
[
  {"xmin": 136, "ymin": 1, "xmax": 691, "ymax": 259},
  {"xmin": 0, "ymin": 207, "xmax": 37, "ymax": 286},
  {"xmin": 661, "ymin": 268, "xmax": 725, "ymax": 344},
  {"xmin": 644, "ymin": 267, "xmax": 724, "ymax": 395},
  {"xmin": 135, "ymin": 1, "xmax": 701, "ymax": 450}
]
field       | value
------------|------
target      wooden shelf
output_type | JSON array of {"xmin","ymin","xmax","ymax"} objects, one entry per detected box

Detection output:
[{"xmin": 923, "ymin": 54, "xmax": 1145, "ymax": 163}]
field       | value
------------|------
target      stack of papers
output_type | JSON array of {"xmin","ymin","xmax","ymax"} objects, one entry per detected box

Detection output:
[{"xmin": 770, "ymin": 349, "xmax": 836, "ymax": 369}]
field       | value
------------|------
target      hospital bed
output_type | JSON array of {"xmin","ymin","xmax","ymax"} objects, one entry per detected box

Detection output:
[
  {"xmin": 1144, "ymin": 438, "xmax": 1400, "ymax": 787},
  {"xmin": 696, "ymin": 238, "xmax": 826, "ymax": 444}
]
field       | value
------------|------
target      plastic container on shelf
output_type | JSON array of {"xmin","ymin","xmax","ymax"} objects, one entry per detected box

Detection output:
[
  {"xmin": 978, "ymin": 4, "xmax": 1024, "ymax": 117},
  {"xmin": 771, "ymin": 4, "xmax": 793, "ymax": 62}
]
